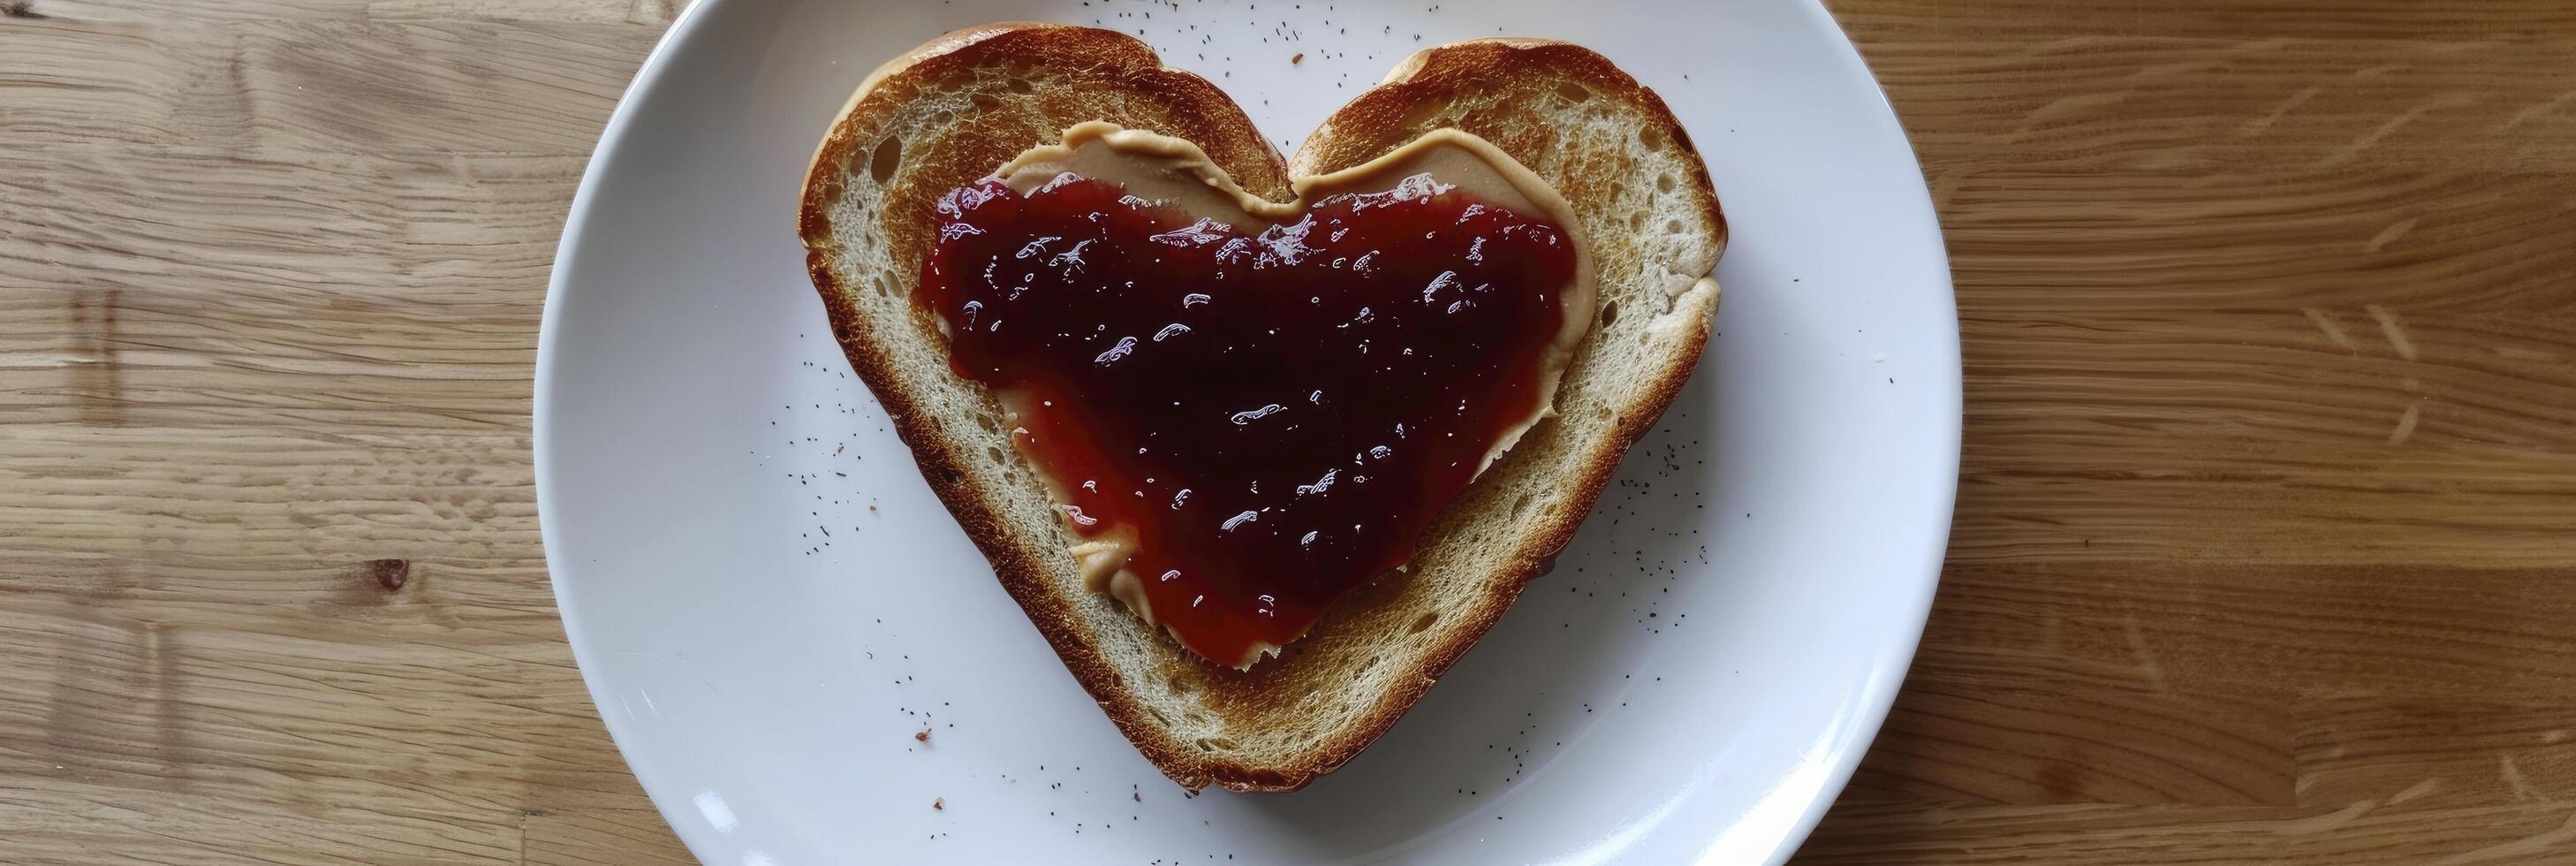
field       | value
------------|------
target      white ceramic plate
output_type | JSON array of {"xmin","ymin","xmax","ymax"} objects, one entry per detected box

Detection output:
[{"xmin": 536, "ymin": 0, "xmax": 1957, "ymax": 862}]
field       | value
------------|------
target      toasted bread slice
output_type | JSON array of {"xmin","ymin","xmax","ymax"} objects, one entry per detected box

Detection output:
[{"xmin": 800, "ymin": 24, "xmax": 1723, "ymax": 792}]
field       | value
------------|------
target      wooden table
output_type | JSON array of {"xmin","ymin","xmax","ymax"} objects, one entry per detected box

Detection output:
[{"xmin": 4, "ymin": 0, "xmax": 2571, "ymax": 862}]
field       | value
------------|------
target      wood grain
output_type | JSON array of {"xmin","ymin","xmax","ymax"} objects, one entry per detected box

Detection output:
[
  {"xmin": 1799, "ymin": 1, "xmax": 2576, "ymax": 862},
  {"xmin": 2, "ymin": 0, "xmax": 2571, "ymax": 862},
  {"xmin": 1, "ymin": 2, "xmax": 690, "ymax": 863}
]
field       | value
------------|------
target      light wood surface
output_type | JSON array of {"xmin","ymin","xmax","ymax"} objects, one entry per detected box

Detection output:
[{"xmin": 3, "ymin": 0, "xmax": 2570, "ymax": 862}]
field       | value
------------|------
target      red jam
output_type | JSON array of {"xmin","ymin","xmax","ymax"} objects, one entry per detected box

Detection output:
[{"xmin": 920, "ymin": 171, "xmax": 1578, "ymax": 665}]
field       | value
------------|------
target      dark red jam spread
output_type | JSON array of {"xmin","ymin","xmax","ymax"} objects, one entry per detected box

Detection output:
[{"xmin": 920, "ymin": 171, "xmax": 1578, "ymax": 665}]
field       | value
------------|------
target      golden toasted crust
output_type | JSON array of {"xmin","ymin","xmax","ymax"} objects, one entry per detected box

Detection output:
[
  {"xmin": 801, "ymin": 23, "xmax": 1291, "ymax": 266},
  {"xmin": 1293, "ymin": 37, "xmax": 1724, "ymax": 254},
  {"xmin": 799, "ymin": 27, "xmax": 1721, "ymax": 792}
]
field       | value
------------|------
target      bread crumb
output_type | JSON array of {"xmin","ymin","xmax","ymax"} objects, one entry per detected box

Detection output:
[
  {"xmin": 931, "ymin": 797, "xmax": 943, "ymax": 810},
  {"xmin": 914, "ymin": 728, "xmax": 931, "ymax": 742}
]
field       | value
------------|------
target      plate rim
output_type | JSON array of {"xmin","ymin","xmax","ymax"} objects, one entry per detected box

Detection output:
[
  {"xmin": 531, "ymin": 0, "xmax": 730, "ymax": 856},
  {"xmin": 1749, "ymin": 0, "xmax": 1959, "ymax": 857}
]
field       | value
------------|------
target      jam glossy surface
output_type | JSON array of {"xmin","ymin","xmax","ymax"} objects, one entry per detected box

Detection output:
[{"xmin": 920, "ymin": 172, "xmax": 1577, "ymax": 665}]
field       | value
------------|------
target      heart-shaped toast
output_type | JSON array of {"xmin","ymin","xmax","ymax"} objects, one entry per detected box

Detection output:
[{"xmin": 800, "ymin": 23, "xmax": 1723, "ymax": 792}]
